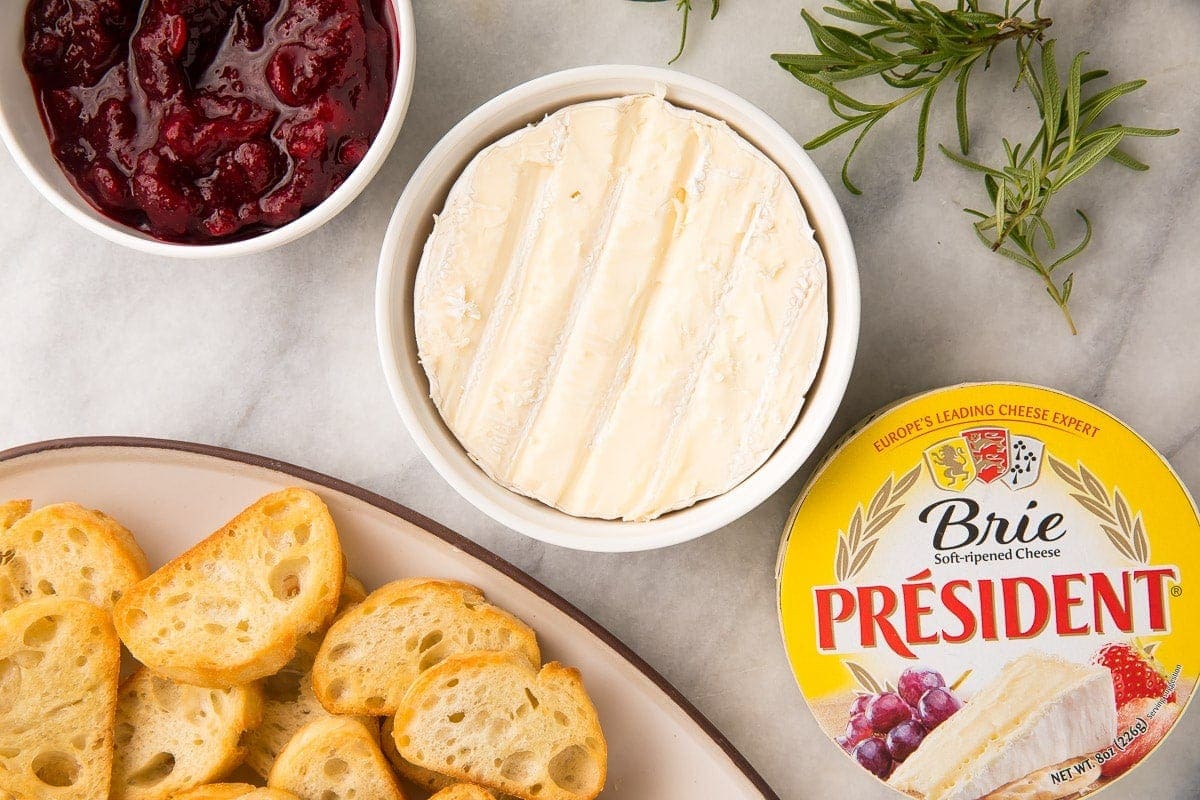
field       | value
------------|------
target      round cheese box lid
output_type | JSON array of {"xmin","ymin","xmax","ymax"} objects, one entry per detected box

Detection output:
[{"xmin": 777, "ymin": 382, "xmax": 1197, "ymax": 799}]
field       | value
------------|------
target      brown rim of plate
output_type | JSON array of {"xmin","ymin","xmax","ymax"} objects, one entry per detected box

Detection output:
[{"xmin": 0, "ymin": 435, "xmax": 781, "ymax": 800}]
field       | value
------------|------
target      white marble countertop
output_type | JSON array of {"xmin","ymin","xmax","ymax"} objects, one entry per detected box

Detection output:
[{"xmin": 1, "ymin": 1, "xmax": 1198, "ymax": 797}]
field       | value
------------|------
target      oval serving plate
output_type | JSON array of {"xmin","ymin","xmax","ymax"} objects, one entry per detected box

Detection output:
[{"xmin": 0, "ymin": 436, "xmax": 779, "ymax": 800}]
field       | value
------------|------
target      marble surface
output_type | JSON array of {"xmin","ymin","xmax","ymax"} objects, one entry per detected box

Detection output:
[{"xmin": 1, "ymin": 1, "xmax": 1198, "ymax": 797}]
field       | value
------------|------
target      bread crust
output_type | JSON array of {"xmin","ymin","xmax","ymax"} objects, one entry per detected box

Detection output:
[
  {"xmin": 170, "ymin": 784, "xmax": 302, "ymax": 800},
  {"xmin": 167, "ymin": 785, "xmax": 258, "ymax": 800},
  {"xmin": 430, "ymin": 785, "xmax": 497, "ymax": 800},
  {"xmin": 0, "ymin": 499, "xmax": 31, "ymax": 530}
]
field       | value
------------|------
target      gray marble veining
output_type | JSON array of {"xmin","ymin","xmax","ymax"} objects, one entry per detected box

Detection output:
[{"xmin": 1, "ymin": 1, "xmax": 1197, "ymax": 797}]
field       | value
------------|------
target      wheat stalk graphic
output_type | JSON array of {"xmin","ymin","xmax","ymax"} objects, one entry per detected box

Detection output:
[
  {"xmin": 834, "ymin": 464, "xmax": 922, "ymax": 582},
  {"xmin": 1048, "ymin": 455, "xmax": 1149, "ymax": 563}
]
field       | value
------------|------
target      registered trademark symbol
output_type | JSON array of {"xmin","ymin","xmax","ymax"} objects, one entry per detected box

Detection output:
[{"xmin": 1171, "ymin": 585, "xmax": 1183, "ymax": 597}]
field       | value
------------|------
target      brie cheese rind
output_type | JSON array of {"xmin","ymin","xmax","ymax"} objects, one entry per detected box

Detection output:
[
  {"xmin": 414, "ymin": 93, "xmax": 828, "ymax": 522},
  {"xmin": 890, "ymin": 653, "xmax": 1117, "ymax": 800}
]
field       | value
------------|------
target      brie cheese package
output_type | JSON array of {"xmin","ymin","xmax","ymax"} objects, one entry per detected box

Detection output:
[
  {"xmin": 777, "ymin": 383, "xmax": 1196, "ymax": 799},
  {"xmin": 414, "ymin": 93, "xmax": 828, "ymax": 522}
]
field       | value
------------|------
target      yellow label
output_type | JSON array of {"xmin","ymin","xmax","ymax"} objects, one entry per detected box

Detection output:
[{"xmin": 778, "ymin": 383, "xmax": 1197, "ymax": 798}]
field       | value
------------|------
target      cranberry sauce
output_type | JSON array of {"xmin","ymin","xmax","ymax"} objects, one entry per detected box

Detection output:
[{"xmin": 23, "ymin": 0, "xmax": 396, "ymax": 242}]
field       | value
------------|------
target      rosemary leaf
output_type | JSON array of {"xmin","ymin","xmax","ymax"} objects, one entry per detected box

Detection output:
[{"xmin": 954, "ymin": 60, "xmax": 972, "ymax": 153}]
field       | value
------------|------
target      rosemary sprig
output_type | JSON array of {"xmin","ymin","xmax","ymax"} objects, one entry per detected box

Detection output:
[
  {"xmin": 773, "ymin": 0, "xmax": 1178, "ymax": 333},
  {"xmin": 772, "ymin": 0, "xmax": 1051, "ymax": 193},
  {"xmin": 631, "ymin": 0, "xmax": 721, "ymax": 64},
  {"xmin": 941, "ymin": 42, "xmax": 1178, "ymax": 334}
]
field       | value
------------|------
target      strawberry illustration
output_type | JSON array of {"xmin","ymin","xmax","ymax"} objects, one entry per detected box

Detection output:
[{"xmin": 1091, "ymin": 641, "xmax": 1176, "ymax": 708}]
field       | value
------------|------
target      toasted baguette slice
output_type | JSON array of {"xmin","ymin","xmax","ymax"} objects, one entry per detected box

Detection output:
[
  {"xmin": 393, "ymin": 651, "xmax": 607, "ymax": 800},
  {"xmin": 111, "ymin": 668, "xmax": 264, "ymax": 800},
  {"xmin": 0, "ymin": 499, "xmax": 31, "ymax": 530},
  {"xmin": 313, "ymin": 578, "xmax": 539, "ymax": 715},
  {"xmin": 171, "ymin": 785, "xmax": 301, "ymax": 800},
  {"xmin": 267, "ymin": 717, "xmax": 405, "ymax": 800},
  {"xmin": 113, "ymin": 488, "xmax": 344, "ymax": 687},
  {"xmin": 381, "ymin": 716, "xmax": 458, "ymax": 792},
  {"xmin": 245, "ymin": 576, "xmax": 374, "ymax": 779},
  {"xmin": 430, "ymin": 786, "xmax": 496, "ymax": 800},
  {"xmin": 0, "ymin": 502, "xmax": 150, "ymax": 614},
  {"xmin": 0, "ymin": 597, "xmax": 121, "ymax": 800}
]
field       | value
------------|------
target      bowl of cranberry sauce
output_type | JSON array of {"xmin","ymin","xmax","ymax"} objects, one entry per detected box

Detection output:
[{"xmin": 1, "ymin": 0, "xmax": 415, "ymax": 256}]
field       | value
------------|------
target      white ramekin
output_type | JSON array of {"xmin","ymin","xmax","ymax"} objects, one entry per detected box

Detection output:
[
  {"xmin": 377, "ymin": 65, "xmax": 860, "ymax": 552},
  {"xmin": 0, "ymin": 0, "xmax": 416, "ymax": 259}
]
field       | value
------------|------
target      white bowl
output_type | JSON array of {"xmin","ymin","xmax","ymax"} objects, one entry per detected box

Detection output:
[
  {"xmin": 376, "ymin": 65, "xmax": 860, "ymax": 552},
  {"xmin": 0, "ymin": 0, "xmax": 416, "ymax": 259}
]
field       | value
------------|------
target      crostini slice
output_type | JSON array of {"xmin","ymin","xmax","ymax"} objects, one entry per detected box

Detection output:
[
  {"xmin": 110, "ymin": 668, "xmax": 264, "ymax": 800},
  {"xmin": 113, "ymin": 487, "xmax": 344, "ymax": 687},
  {"xmin": 392, "ymin": 651, "xmax": 606, "ymax": 800},
  {"xmin": 0, "ymin": 597, "xmax": 121, "ymax": 800}
]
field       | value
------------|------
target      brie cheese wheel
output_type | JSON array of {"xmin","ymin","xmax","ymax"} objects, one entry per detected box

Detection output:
[
  {"xmin": 414, "ymin": 93, "xmax": 828, "ymax": 521},
  {"xmin": 889, "ymin": 653, "xmax": 1118, "ymax": 800}
]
